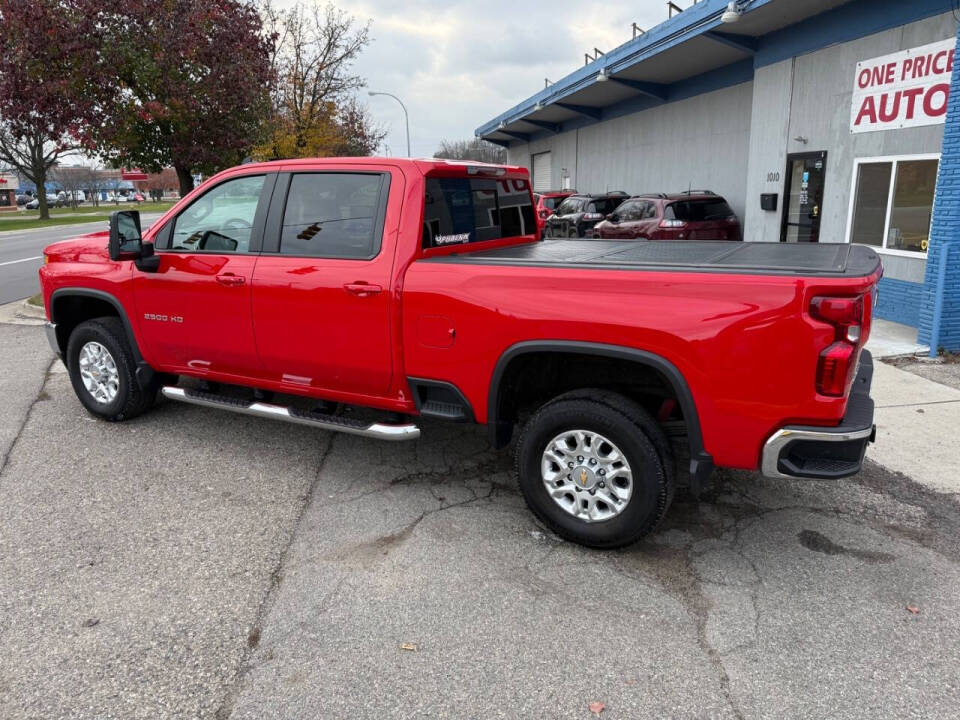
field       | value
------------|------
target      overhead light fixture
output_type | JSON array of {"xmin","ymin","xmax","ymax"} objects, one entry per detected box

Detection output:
[
  {"xmin": 597, "ymin": 68, "xmax": 609, "ymax": 82},
  {"xmin": 721, "ymin": 1, "xmax": 741, "ymax": 23},
  {"xmin": 498, "ymin": 121, "xmax": 506, "ymax": 130},
  {"xmin": 534, "ymin": 101, "xmax": 543, "ymax": 111}
]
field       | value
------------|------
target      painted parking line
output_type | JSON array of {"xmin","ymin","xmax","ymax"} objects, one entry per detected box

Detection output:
[{"xmin": 0, "ymin": 256, "xmax": 42, "ymax": 267}]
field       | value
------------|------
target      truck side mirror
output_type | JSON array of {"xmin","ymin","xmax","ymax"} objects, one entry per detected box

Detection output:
[
  {"xmin": 109, "ymin": 210, "xmax": 143, "ymax": 260},
  {"xmin": 607, "ymin": 213, "xmax": 620, "ymax": 223},
  {"xmin": 109, "ymin": 209, "xmax": 160, "ymax": 272}
]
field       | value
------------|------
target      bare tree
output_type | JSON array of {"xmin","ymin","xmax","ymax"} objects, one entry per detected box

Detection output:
[
  {"xmin": 256, "ymin": 1, "xmax": 379, "ymax": 159},
  {"xmin": 0, "ymin": 129, "xmax": 79, "ymax": 217},
  {"xmin": 434, "ymin": 138, "xmax": 507, "ymax": 164},
  {"xmin": 49, "ymin": 164, "xmax": 88, "ymax": 208},
  {"xmin": 76, "ymin": 164, "xmax": 110, "ymax": 207}
]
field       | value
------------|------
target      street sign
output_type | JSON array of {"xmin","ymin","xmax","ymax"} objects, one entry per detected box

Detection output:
[{"xmin": 121, "ymin": 169, "xmax": 149, "ymax": 181}]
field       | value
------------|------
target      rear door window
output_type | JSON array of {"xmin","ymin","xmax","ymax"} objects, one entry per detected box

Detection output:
[
  {"xmin": 278, "ymin": 172, "xmax": 388, "ymax": 259},
  {"xmin": 422, "ymin": 177, "xmax": 536, "ymax": 248},
  {"xmin": 668, "ymin": 199, "xmax": 734, "ymax": 222}
]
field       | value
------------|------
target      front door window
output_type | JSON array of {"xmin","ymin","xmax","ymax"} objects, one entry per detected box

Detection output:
[
  {"xmin": 782, "ymin": 152, "xmax": 827, "ymax": 243},
  {"xmin": 170, "ymin": 175, "xmax": 265, "ymax": 253}
]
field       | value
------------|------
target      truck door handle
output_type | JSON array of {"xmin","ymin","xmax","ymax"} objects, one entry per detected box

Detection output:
[
  {"xmin": 344, "ymin": 282, "xmax": 382, "ymax": 297},
  {"xmin": 216, "ymin": 273, "xmax": 245, "ymax": 286}
]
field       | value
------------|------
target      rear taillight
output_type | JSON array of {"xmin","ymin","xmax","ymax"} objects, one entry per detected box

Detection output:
[
  {"xmin": 811, "ymin": 296, "xmax": 863, "ymax": 344},
  {"xmin": 810, "ymin": 295, "xmax": 865, "ymax": 396},
  {"xmin": 582, "ymin": 212, "xmax": 603, "ymax": 221},
  {"xmin": 816, "ymin": 342, "xmax": 856, "ymax": 396},
  {"xmin": 659, "ymin": 219, "xmax": 686, "ymax": 228}
]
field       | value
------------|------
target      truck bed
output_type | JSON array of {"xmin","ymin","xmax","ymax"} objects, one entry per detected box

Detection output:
[{"xmin": 427, "ymin": 240, "xmax": 881, "ymax": 277}]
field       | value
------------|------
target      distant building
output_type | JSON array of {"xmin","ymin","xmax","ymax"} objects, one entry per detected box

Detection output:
[{"xmin": 477, "ymin": 0, "xmax": 960, "ymax": 349}]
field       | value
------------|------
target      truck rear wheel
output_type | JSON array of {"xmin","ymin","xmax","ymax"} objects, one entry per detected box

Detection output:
[
  {"xmin": 515, "ymin": 391, "xmax": 674, "ymax": 548},
  {"xmin": 66, "ymin": 317, "xmax": 158, "ymax": 422}
]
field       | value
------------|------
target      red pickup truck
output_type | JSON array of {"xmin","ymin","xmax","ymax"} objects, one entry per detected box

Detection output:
[{"xmin": 39, "ymin": 158, "xmax": 881, "ymax": 548}]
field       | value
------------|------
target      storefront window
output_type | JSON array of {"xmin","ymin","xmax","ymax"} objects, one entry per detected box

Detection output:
[
  {"xmin": 847, "ymin": 155, "xmax": 939, "ymax": 254},
  {"xmin": 888, "ymin": 159, "xmax": 938, "ymax": 253},
  {"xmin": 850, "ymin": 162, "xmax": 891, "ymax": 247}
]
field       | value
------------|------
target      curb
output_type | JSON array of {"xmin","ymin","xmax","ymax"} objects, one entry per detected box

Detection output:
[{"xmin": 0, "ymin": 298, "xmax": 46, "ymax": 326}]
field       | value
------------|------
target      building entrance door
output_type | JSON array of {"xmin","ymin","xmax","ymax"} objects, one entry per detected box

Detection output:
[{"xmin": 781, "ymin": 151, "xmax": 827, "ymax": 242}]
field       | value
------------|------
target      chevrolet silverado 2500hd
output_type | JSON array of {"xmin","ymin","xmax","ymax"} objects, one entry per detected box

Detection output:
[{"xmin": 39, "ymin": 158, "xmax": 881, "ymax": 548}]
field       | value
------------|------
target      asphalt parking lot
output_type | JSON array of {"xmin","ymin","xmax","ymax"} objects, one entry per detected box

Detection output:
[{"xmin": 2, "ymin": 320, "xmax": 960, "ymax": 719}]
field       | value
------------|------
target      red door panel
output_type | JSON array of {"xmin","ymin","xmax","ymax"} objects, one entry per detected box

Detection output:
[
  {"xmin": 251, "ymin": 259, "xmax": 393, "ymax": 395},
  {"xmin": 250, "ymin": 164, "xmax": 403, "ymax": 398},
  {"xmin": 132, "ymin": 254, "xmax": 262, "ymax": 376}
]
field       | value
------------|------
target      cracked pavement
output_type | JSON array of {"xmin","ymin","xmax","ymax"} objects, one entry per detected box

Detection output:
[{"xmin": 1, "ymin": 322, "xmax": 960, "ymax": 719}]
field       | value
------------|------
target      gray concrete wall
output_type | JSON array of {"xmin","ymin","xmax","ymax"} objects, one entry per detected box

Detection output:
[
  {"xmin": 507, "ymin": 11, "xmax": 956, "ymax": 285},
  {"xmin": 745, "ymin": 11, "xmax": 956, "ymax": 281},
  {"xmin": 743, "ymin": 58, "xmax": 794, "ymax": 244},
  {"xmin": 508, "ymin": 81, "xmax": 754, "ymax": 221}
]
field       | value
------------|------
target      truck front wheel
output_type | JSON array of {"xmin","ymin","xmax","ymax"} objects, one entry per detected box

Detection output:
[
  {"xmin": 515, "ymin": 391, "xmax": 674, "ymax": 548},
  {"xmin": 66, "ymin": 317, "xmax": 158, "ymax": 422}
]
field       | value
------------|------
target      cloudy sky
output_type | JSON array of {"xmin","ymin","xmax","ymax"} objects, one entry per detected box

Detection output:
[{"xmin": 290, "ymin": 1, "xmax": 672, "ymax": 157}]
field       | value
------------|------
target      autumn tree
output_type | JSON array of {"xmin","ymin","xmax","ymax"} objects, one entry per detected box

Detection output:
[
  {"xmin": 83, "ymin": 1, "xmax": 274, "ymax": 197},
  {"xmin": 254, "ymin": 1, "xmax": 384, "ymax": 160},
  {"xmin": 434, "ymin": 139, "xmax": 507, "ymax": 164},
  {"xmin": 0, "ymin": 0, "xmax": 96, "ymax": 218}
]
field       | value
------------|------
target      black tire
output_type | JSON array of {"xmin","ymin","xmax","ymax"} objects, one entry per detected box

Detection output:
[
  {"xmin": 66, "ymin": 317, "xmax": 158, "ymax": 421},
  {"xmin": 515, "ymin": 390, "xmax": 674, "ymax": 549},
  {"xmin": 567, "ymin": 226, "xmax": 579, "ymax": 238}
]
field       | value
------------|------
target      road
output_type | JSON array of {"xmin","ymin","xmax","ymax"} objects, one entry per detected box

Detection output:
[
  {"xmin": 0, "ymin": 213, "xmax": 164, "ymax": 305},
  {"xmin": 1, "ymin": 318, "xmax": 959, "ymax": 719}
]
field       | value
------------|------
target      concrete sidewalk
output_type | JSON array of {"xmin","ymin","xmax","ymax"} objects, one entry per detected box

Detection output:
[{"xmin": 867, "ymin": 359, "xmax": 960, "ymax": 496}]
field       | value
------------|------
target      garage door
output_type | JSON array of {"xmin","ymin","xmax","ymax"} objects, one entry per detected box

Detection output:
[{"xmin": 532, "ymin": 152, "xmax": 552, "ymax": 192}]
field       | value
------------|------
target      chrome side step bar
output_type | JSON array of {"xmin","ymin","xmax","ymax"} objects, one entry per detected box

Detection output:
[{"xmin": 161, "ymin": 386, "xmax": 420, "ymax": 441}]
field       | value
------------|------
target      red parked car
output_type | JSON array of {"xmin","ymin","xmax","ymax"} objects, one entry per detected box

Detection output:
[
  {"xmin": 594, "ymin": 191, "xmax": 741, "ymax": 241},
  {"xmin": 533, "ymin": 190, "xmax": 575, "ymax": 236},
  {"xmin": 39, "ymin": 159, "xmax": 879, "ymax": 548}
]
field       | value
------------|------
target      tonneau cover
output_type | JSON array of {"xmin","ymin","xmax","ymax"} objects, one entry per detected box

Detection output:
[{"xmin": 427, "ymin": 240, "xmax": 881, "ymax": 277}]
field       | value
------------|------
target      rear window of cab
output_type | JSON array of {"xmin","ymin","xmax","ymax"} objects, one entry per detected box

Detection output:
[
  {"xmin": 666, "ymin": 198, "xmax": 735, "ymax": 222},
  {"xmin": 422, "ymin": 177, "xmax": 536, "ymax": 248}
]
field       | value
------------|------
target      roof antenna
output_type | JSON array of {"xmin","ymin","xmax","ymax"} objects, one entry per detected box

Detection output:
[{"xmin": 688, "ymin": 180, "xmax": 691, "ymax": 195}]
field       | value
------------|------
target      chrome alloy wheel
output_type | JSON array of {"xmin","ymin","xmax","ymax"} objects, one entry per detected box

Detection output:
[
  {"xmin": 540, "ymin": 429, "xmax": 633, "ymax": 522},
  {"xmin": 78, "ymin": 341, "xmax": 119, "ymax": 404}
]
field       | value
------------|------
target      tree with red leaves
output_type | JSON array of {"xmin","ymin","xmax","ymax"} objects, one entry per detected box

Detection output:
[
  {"xmin": 85, "ymin": 1, "xmax": 274, "ymax": 197},
  {"xmin": 0, "ymin": 0, "xmax": 98, "ymax": 219}
]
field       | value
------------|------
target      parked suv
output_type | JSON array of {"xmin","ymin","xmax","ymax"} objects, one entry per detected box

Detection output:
[
  {"xmin": 533, "ymin": 190, "xmax": 575, "ymax": 237},
  {"xmin": 543, "ymin": 192, "xmax": 628, "ymax": 238},
  {"xmin": 594, "ymin": 191, "xmax": 741, "ymax": 241}
]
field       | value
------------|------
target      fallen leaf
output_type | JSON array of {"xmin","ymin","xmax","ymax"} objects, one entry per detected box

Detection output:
[
  {"xmin": 82, "ymin": 618, "xmax": 100, "ymax": 628},
  {"xmin": 400, "ymin": 642, "xmax": 417, "ymax": 651},
  {"xmin": 906, "ymin": 605, "xmax": 920, "ymax": 614},
  {"xmin": 589, "ymin": 701, "xmax": 605, "ymax": 715}
]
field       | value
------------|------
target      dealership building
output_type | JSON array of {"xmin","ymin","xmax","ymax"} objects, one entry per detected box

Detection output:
[{"xmin": 477, "ymin": 0, "xmax": 960, "ymax": 351}]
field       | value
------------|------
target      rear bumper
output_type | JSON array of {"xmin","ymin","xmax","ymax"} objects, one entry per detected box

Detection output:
[{"xmin": 761, "ymin": 350, "xmax": 876, "ymax": 480}]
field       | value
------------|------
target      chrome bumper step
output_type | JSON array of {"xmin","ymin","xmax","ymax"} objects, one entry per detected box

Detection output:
[{"xmin": 161, "ymin": 386, "xmax": 420, "ymax": 441}]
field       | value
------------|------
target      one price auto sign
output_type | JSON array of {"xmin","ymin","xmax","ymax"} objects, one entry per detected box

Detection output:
[{"xmin": 850, "ymin": 38, "xmax": 955, "ymax": 134}]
